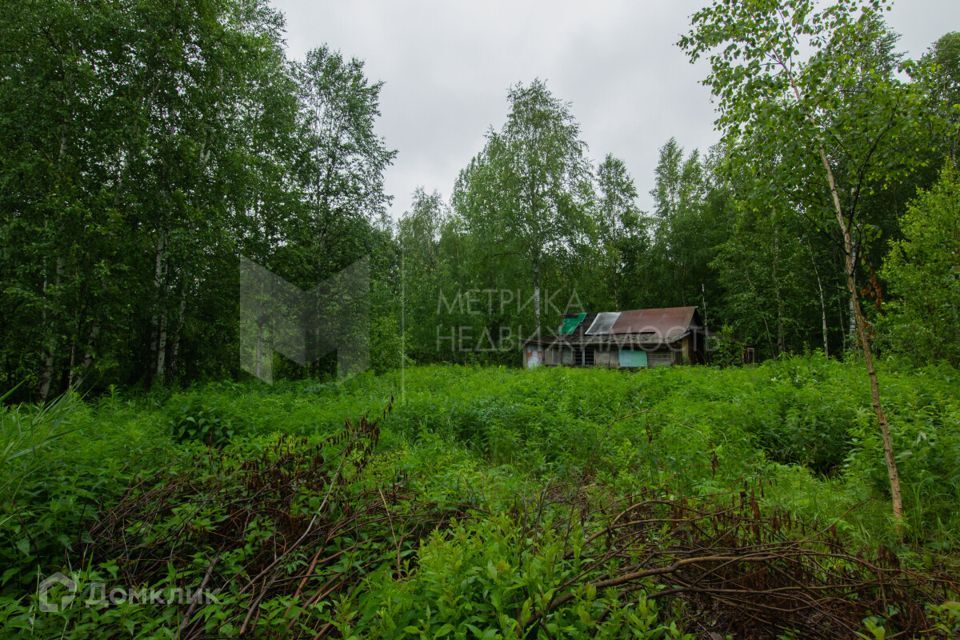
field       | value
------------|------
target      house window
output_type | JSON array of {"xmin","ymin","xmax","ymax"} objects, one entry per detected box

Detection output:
[{"xmin": 648, "ymin": 351, "xmax": 674, "ymax": 368}]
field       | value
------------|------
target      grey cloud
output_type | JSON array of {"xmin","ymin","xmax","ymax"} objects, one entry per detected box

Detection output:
[{"xmin": 272, "ymin": 0, "xmax": 957, "ymax": 218}]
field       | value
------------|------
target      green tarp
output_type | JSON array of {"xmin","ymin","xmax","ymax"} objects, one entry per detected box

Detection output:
[{"xmin": 560, "ymin": 312, "xmax": 587, "ymax": 335}]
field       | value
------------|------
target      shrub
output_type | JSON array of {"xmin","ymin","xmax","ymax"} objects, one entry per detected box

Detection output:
[{"xmin": 169, "ymin": 400, "xmax": 236, "ymax": 447}]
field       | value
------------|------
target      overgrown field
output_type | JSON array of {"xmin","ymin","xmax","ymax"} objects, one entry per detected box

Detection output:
[{"xmin": 2, "ymin": 356, "xmax": 959, "ymax": 638}]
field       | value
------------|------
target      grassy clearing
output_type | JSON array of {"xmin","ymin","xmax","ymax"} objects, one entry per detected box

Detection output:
[{"xmin": 1, "ymin": 356, "xmax": 959, "ymax": 638}]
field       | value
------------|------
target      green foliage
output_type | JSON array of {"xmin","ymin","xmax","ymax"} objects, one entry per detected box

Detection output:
[
  {"xmin": 0, "ymin": 391, "xmax": 173, "ymax": 591},
  {"xmin": 923, "ymin": 32, "xmax": 960, "ymax": 160},
  {"xmin": 169, "ymin": 400, "xmax": 237, "ymax": 447},
  {"xmin": 879, "ymin": 163, "xmax": 960, "ymax": 366},
  {"xmin": 1, "ymin": 358, "xmax": 959, "ymax": 636},
  {"xmin": 1, "ymin": 0, "xmax": 957, "ymax": 411},
  {"xmin": 677, "ymin": 0, "xmax": 955, "ymax": 362},
  {"xmin": 638, "ymin": 139, "xmax": 728, "ymax": 312},
  {"xmin": 0, "ymin": 0, "xmax": 397, "ymax": 399},
  {"xmin": 0, "ymin": 356, "xmax": 960, "ymax": 638},
  {"xmin": 448, "ymin": 79, "xmax": 599, "ymax": 357},
  {"xmin": 3, "ymin": 2, "xmax": 960, "ymax": 635},
  {"xmin": 708, "ymin": 325, "xmax": 744, "ymax": 367}
]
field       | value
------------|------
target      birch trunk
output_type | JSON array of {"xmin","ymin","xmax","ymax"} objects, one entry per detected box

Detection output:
[
  {"xmin": 67, "ymin": 336, "xmax": 77, "ymax": 390},
  {"xmin": 72, "ymin": 321, "xmax": 99, "ymax": 391},
  {"xmin": 168, "ymin": 285, "xmax": 188, "ymax": 380},
  {"xmin": 847, "ymin": 235, "xmax": 859, "ymax": 342},
  {"xmin": 782, "ymin": 64, "xmax": 904, "ymax": 525},
  {"xmin": 817, "ymin": 146, "xmax": 904, "ymax": 525},
  {"xmin": 532, "ymin": 260, "xmax": 542, "ymax": 345},
  {"xmin": 838, "ymin": 294, "xmax": 848, "ymax": 353},
  {"xmin": 40, "ymin": 115, "xmax": 70, "ymax": 401},
  {"xmin": 38, "ymin": 266, "xmax": 54, "ymax": 401},
  {"xmin": 817, "ymin": 271, "xmax": 829, "ymax": 357},
  {"xmin": 38, "ymin": 351, "xmax": 55, "ymax": 403},
  {"xmin": 255, "ymin": 321, "xmax": 264, "ymax": 381},
  {"xmin": 38, "ymin": 257, "xmax": 64, "ymax": 402},
  {"xmin": 153, "ymin": 236, "xmax": 168, "ymax": 385},
  {"xmin": 66, "ymin": 297, "xmax": 87, "ymax": 389},
  {"xmin": 808, "ymin": 242, "xmax": 829, "ymax": 356},
  {"xmin": 156, "ymin": 315, "xmax": 167, "ymax": 384},
  {"xmin": 772, "ymin": 229, "xmax": 786, "ymax": 355}
]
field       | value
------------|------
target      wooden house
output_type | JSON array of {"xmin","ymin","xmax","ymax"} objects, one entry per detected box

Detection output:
[{"xmin": 522, "ymin": 306, "xmax": 705, "ymax": 369}]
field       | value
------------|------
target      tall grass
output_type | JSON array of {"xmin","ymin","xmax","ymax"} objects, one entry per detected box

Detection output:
[{"xmin": 1, "ymin": 355, "xmax": 958, "ymax": 637}]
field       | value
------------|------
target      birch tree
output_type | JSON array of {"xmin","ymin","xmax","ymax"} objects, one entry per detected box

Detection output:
[
  {"xmin": 680, "ymin": 0, "xmax": 931, "ymax": 525},
  {"xmin": 453, "ymin": 80, "xmax": 594, "ymax": 344}
]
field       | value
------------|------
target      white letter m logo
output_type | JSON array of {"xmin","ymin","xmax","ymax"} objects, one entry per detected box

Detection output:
[{"xmin": 239, "ymin": 256, "xmax": 370, "ymax": 383}]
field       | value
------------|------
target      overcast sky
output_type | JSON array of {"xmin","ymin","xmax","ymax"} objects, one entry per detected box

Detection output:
[{"xmin": 271, "ymin": 0, "xmax": 957, "ymax": 219}]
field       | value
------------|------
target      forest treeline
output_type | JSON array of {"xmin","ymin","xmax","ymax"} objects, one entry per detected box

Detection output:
[{"xmin": 1, "ymin": 0, "xmax": 958, "ymax": 400}]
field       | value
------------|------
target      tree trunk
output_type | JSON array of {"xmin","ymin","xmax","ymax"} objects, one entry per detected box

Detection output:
[
  {"xmin": 847, "ymin": 235, "xmax": 859, "ymax": 343},
  {"xmin": 817, "ymin": 146, "xmax": 904, "ymax": 525},
  {"xmin": 700, "ymin": 283, "xmax": 708, "ymax": 337},
  {"xmin": 772, "ymin": 227, "xmax": 786, "ymax": 355},
  {"xmin": 72, "ymin": 321, "xmax": 99, "ymax": 391},
  {"xmin": 255, "ymin": 320, "xmax": 264, "ymax": 381},
  {"xmin": 66, "ymin": 298, "xmax": 87, "ymax": 390},
  {"xmin": 532, "ymin": 260, "xmax": 542, "ymax": 343},
  {"xmin": 817, "ymin": 272, "xmax": 829, "ymax": 357},
  {"xmin": 837, "ymin": 291, "xmax": 848, "ymax": 353},
  {"xmin": 38, "ymin": 351, "xmax": 55, "ymax": 403},
  {"xmin": 780, "ymin": 66, "xmax": 902, "ymax": 524},
  {"xmin": 808, "ymin": 242, "xmax": 829, "ymax": 356},
  {"xmin": 67, "ymin": 336, "xmax": 77, "ymax": 390},
  {"xmin": 744, "ymin": 271, "xmax": 775, "ymax": 354},
  {"xmin": 153, "ymin": 236, "xmax": 168, "ymax": 385},
  {"xmin": 156, "ymin": 313, "xmax": 168, "ymax": 385},
  {"xmin": 168, "ymin": 284, "xmax": 188, "ymax": 381},
  {"xmin": 38, "ymin": 257, "xmax": 65, "ymax": 403},
  {"xmin": 40, "ymin": 101, "xmax": 71, "ymax": 402}
]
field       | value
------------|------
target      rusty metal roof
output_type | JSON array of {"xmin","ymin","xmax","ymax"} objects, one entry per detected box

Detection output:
[
  {"xmin": 525, "ymin": 306, "xmax": 700, "ymax": 347},
  {"xmin": 611, "ymin": 306, "xmax": 698, "ymax": 340}
]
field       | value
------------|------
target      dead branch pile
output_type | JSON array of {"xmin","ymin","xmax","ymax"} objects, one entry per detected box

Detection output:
[
  {"xmin": 87, "ymin": 398, "xmax": 466, "ymax": 638},
  {"xmin": 528, "ymin": 487, "xmax": 957, "ymax": 639}
]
